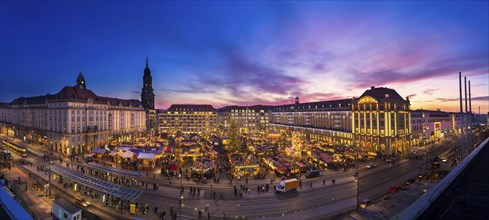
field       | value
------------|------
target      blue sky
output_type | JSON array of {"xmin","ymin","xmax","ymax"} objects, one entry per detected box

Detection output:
[{"xmin": 1, "ymin": 1, "xmax": 488, "ymax": 113}]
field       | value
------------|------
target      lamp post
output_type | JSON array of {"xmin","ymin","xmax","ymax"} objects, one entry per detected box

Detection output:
[
  {"xmin": 356, "ymin": 143, "xmax": 359, "ymax": 210},
  {"xmin": 48, "ymin": 154, "xmax": 52, "ymax": 197},
  {"xmin": 180, "ymin": 170, "xmax": 183, "ymax": 220}
]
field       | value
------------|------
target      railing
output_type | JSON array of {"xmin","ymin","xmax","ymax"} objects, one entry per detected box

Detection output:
[{"xmin": 395, "ymin": 137, "xmax": 489, "ymax": 220}]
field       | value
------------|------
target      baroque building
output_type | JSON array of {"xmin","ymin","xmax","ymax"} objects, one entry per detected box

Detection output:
[
  {"xmin": 0, "ymin": 73, "xmax": 146, "ymax": 156},
  {"xmin": 352, "ymin": 86, "xmax": 411, "ymax": 154}
]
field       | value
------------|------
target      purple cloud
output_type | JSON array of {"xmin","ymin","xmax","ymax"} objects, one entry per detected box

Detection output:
[
  {"xmin": 423, "ymin": 89, "xmax": 438, "ymax": 96},
  {"xmin": 193, "ymin": 47, "xmax": 304, "ymax": 99},
  {"xmin": 349, "ymin": 53, "xmax": 488, "ymax": 89}
]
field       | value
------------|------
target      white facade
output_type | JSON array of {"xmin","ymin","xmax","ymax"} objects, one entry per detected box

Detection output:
[
  {"xmin": 0, "ymin": 86, "xmax": 145, "ymax": 156},
  {"xmin": 52, "ymin": 199, "xmax": 82, "ymax": 220},
  {"xmin": 218, "ymin": 106, "xmax": 272, "ymax": 134},
  {"xmin": 411, "ymin": 109, "xmax": 457, "ymax": 146}
]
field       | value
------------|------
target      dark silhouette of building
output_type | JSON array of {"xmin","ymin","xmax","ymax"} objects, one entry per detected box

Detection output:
[
  {"xmin": 140, "ymin": 57, "xmax": 157, "ymax": 131},
  {"xmin": 76, "ymin": 72, "xmax": 86, "ymax": 89},
  {"xmin": 141, "ymin": 57, "xmax": 155, "ymax": 109}
]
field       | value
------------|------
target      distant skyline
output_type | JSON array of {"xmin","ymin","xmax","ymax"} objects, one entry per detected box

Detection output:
[{"xmin": 1, "ymin": 1, "xmax": 488, "ymax": 113}]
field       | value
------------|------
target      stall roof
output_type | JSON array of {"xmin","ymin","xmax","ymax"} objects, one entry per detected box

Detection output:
[
  {"xmin": 118, "ymin": 151, "xmax": 134, "ymax": 158},
  {"xmin": 138, "ymin": 152, "xmax": 155, "ymax": 160},
  {"xmin": 51, "ymin": 165, "xmax": 142, "ymax": 201},
  {"xmin": 92, "ymin": 147, "xmax": 106, "ymax": 154},
  {"xmin": 118, "ymin": 147, "xmax": 131, "ymax": 151}
]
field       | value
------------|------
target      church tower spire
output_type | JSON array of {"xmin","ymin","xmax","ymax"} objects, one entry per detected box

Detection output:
[
  {"xmin": 76, "ymin": 72, "xmax": 86, "ymax": 89},
  {"xmin": 141, "ymin": 57, "xmax": 155, "ymax": 109}
]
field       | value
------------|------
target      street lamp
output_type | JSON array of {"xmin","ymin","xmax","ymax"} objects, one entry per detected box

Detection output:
[
  {"xmin": 179, "ymin": 195, "xmax": 183, "ymax": 220},
  {"xmin": 237, "ymin": 204, "xmax": 240, "ymax": 218},
  {"xmin": 356, "ymin": 143, "xmax": 359, "ymax": 210},
  {"xmin": 48, "ymin": 154, "xmax": 52, "ymax": 197},
  {"xmin": 180, "ymin": 170, "xmax": 183, "ymax": 220}
]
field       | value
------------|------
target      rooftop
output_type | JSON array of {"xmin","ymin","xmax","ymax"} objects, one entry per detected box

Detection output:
[
  {"xmin": 360, "ymin": 86, "xmax": 406, "ymax": 101},
  {"xmin": 9, "ymin": 86, "xmax": 142, "ymax": 107},
  {"xmin": 273, "ymin": 99, "xmax": 352, "ymax": 112},
  {"xmin": 218, "ymin": 105, "xmax": 274, "ymax": 112},
  {"xmin": 168, "ymin": 104, "xmax": 216, "ymax": 112},
  {"xmin": 53, "ymin": 198, "xmax": 80, "ymax": 214},
  {"xmin": 418, "ymin": 138, "xmax": 489, "ymax": 219}
]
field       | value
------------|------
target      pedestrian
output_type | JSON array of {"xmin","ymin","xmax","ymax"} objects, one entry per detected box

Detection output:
[
  {"xmin": 207, "ymin": 211, "xmax": 210, "ymax": 219},
  {"xmin": 161, "ymin": 210, "xmax": 166, "ymax": 220},
  {"xmin": 323, "ymin": 179, "xmax": 325, "ymax": 186}
]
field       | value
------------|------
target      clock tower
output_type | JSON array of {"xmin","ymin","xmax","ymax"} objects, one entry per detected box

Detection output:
[{"xmin": 141, "ymin": 57, "xmax": 155, "ymax": 109}]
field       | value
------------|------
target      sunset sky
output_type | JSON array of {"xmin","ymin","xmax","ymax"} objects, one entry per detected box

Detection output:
[{"xmin": 1, "ymin": 1, "xmax": 488, "ymax": 113}]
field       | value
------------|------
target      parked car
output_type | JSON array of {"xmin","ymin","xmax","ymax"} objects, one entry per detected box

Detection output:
[
  {"xmin": 360, "ymin": 199, "xmax": 372, "ymax": 208},
  {"xmin": 366, "ymin": 163, "xmax": 376, "ymax": 169},
  {"xmin": 75, "ymin": 198, "xmax": 91, "ymax": 207}
]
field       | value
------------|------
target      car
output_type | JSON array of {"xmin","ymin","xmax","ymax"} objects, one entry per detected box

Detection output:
[
  {"xmin": 440, "ymin": 157, "xmax": 448, "ymax": 163},
  {"xmin": 418, "ymin": 173, "xmax": 426, "ymax": 179},
  {"xmin": 366, "ymin": 163, "xmax": 376, "ymax": 169},
  {"xmin": 360, "ymin": 199, "xmax": 372, "ymax": 208},
  {"xmin": 405, "ymin": 178, "xmax": 416, "ymax": 185},
  {"xmin": 75, "ymin": 198, "xmax": 91, "ymax": 207},
  {"xmin": 305, "ymin": 170, "xmax": 320, "ymax": 178}
]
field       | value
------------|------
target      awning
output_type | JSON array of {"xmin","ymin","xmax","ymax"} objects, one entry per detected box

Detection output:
[
  {"xmin": 109, "ymin": 150, "xmax": 117, "ymax": 156},
  {"xmin": 92, "ymin": 148, "xmax": 106, "ymax": 154},
  {"xmin": 137, "ymin": 152, "xmax": 155, "ymax": 160},
  {"xmin": 118, "ymin": 151, "xmax": 134, "ymax": 159},
  {"xmin": 118, "ymin": 147, "xmax": 131, "ymax": 151}
]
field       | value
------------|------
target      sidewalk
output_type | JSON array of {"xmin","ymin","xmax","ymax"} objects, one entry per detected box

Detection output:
[{"xmin": 1, "ymin": 166, "xmax": 53, "ymax": 220}]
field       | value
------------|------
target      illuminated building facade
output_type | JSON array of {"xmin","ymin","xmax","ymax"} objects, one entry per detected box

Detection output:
[
  {"xmin": 159, "ymin": 104, "xmax": 217, "ymax": 134},
  {"xmin": 0, "ymin": 73, "xmax": 146, "ymax": 156},
  {"xmin": 352, "ymin": 86, "xmax": 411, "ymax": 154},
  {"xmin": 217, "ymin": 105, "xmax": 273, "ymax": 134},
  {"xmin": 411, "ymin": 109, "xmax": 459, "ymax": 146},
  {"xmin": 270, "ymin": 97, "xmax": 353, "ymax": 146}
]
